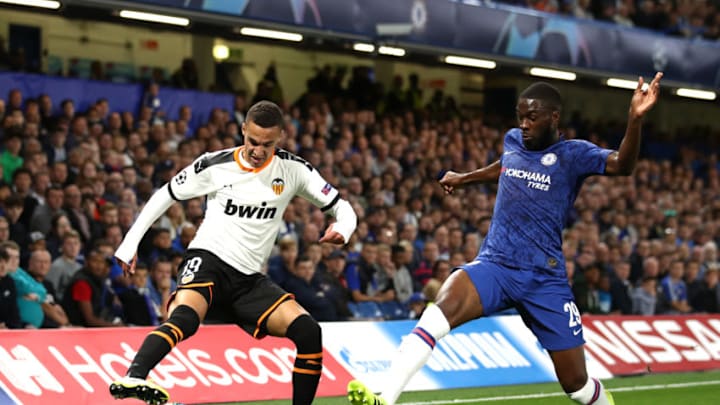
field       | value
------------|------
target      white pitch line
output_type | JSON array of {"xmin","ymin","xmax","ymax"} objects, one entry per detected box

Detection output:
[{"xmin": 400, "ymin": 379, "xmax": 720, "ymax": 404}]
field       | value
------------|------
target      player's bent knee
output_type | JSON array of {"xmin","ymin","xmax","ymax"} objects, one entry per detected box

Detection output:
[
  {"xmin": 286, "ymin": 314, "xmax": 322, "ymax": 353},
  {"xmin": 167, "ymin": 304, "xmax": 201, "ymax": 341}
]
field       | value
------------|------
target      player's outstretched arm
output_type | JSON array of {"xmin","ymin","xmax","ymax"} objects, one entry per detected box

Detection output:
[
  {"xmin": 114, "ymin": 184, "xmax": 176, "ymax": 274},
  {"xmin": 605, "ymin": 72, "xmax": 663, "ymax": 176},
  {"xmin": 320, "ymin": 199, "xmax": 357, "ymax": 245},
  {"xmin": 439, "ymin": 160, "xmax": 502, "ymax": 194}
]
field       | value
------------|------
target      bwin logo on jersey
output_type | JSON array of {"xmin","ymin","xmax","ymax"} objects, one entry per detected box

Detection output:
[
  {"xmin": 271, "ymin": 178, "xmax": 285, "ymax": 195},
  {"xmin": 224, "ymin": 200, "xmax": 277, "ymax": 219}
]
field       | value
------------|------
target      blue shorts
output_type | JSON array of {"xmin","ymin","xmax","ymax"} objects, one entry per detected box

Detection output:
[{"xmin": 459, "ymin": 259, "xmax": 584, "ymax": 351}]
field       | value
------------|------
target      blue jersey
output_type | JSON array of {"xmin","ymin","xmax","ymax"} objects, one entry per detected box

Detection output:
[{"xmin": 477, "ymin": 128, "xmax": 613, "ymax": 274}]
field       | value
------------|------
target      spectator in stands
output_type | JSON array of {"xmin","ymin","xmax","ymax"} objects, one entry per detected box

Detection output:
[
  {"xmin": 347, "ymin": 242, "xmax": 395, "ymax": 303},
  {"xmin": 423, "ymin": 259, "xmax": 452, "ymax": 303},
  {"xmin": 146, "ymin": 257, "xmax": 175, "ymax": 322},
  {"xmin": 24, "ymin": 248, "xmax": 69, "ymax": 328},
  {"xmin": 37, "ymin": 93, "xmax": 53, "ymax": 128},
  {"xmin": 89, "ymin": 60, "xmax": 105, "ymax": 81},
  {"xmin": 119, "ymin": 261, "xmax": 159, "ymax": 326},
  {"xmin": 142, "ymin": 82, "xmax": 163, "ymax": 125},
  {"xmin": 171, "ymin": 223, "xmax": 195, "ymax": 254},
  {"xmin": 609, "ymin": 261, "xmax": 633, "ymax": 314},
  {"xmin": 157, "ymin": 201, "xmax": 187, "ymax": 241},
  {"xmin": 700, "ymin": 241, "xmax": 719, "ymax": 280},
  {"xmin": 413, "ymin": 240, "xmax": 439, "ymax": 290},
  {"xmin": 102, "ymin": 172, "xmax": 124, "ymax": 204},
  {"xmin": 6, "ymin": 88, "xmax": 22, "ymax": 112},
  {"xmin": 4, "ymin": 194, "xmax": 30, "ymax": 251},
  {"xmin": 62, "ymin": 248, "xmax": 124, "ymax": 327},
  {"xmin": 406, "ymin": 292, "xmax": 427, "ymax": 319},
  {"xmin": 629, "ymin": 239, "xmax": 651, "ymax": 284},
  {"xmin": 633, "ymin": 276, "xmax": 658, "ymax": 315},
  {"xmin": 267, "ymin": 236, "xmax": 298, "ymax": 288},
  {"xmin": 573, "ymin": 263, "xmax": 604, "ymax": 314},
  {"xmin": 691, "ymin": 266, "xmax": 719, "ymax": 313},
  {"xmin": 378, "ymin": 243, "xmax": 412, "ymax": 304},
  {"xmin": 62, "ymin": 184, "xmax": 91, "ymax": 245},
  {"xmin": 171, "ymin": 58, "xmax": 199, "ymax": 89},
  {"xmin": 6, "ymin": 241, "xmax": 42, "ymax": 328},
  {"xmin": 47, "ymin": 230, "xmax": 83, "ymax": 302},
  {"xmin": 231, "ymin": 92, "xmax": 247, "ymax": 126},
  {"xmin": 2, "ymin": 129, "xmax": 24, "ymax": 183},
  {"xmin": 44, "ymin": 212, "xmax": 74, "ymax": 259},
  {"xmin": 25, "ymin": 248, "xmax": 69, "ymax": 328},
  {"xmin": 315, "ymin": 249, "xmax": 352, "ymax": 320},
  {"xmin": 660, "ymin": 259, "xmax": 692, "ymax": 314},
  {"xmin": 285, "ymin": 255, "xmax": 338, "ymax": 321},
  {"xmin": 143, "ymin": 228, "xmax": 176, "ymax": 265},
  {"xmin": 0, "ymin": 217, "xmax": 9, "ymax": 244},
  {"xmin": 29, "ymin": 185, "xmax": 65, "ymax": 235},
  {"xmin": 0, "ymin": 243, "xmax": 23, "ymax": 328}
]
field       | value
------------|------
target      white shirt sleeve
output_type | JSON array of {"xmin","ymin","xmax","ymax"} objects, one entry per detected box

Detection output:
[
  {"xmin": 296, "ymin": 165, "xmax": 357, "ymax": 244},
  {"xmin": 115, "ymin": 153, "xmax": 224, "ymax": 263},
  {"xmin": 115, "ymin": 184, "xmax": 175, "ymax": 263},
  {"xmin": 167, "ymin": 153, "xmax": 222, "ymax": 201}
]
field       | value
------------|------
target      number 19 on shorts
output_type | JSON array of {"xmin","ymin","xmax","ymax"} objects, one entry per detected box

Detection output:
[{"xmin": 180, "ymin": 257, "xmax": 203, "ymax": 285}]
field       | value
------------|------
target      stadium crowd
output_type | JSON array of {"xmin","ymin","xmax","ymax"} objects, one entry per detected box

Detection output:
[
  {"xmin": 0, "ymin": 63, "xmax": 718, "ymax": 330},
  {"xmin": 499, "ymin": 0, "xmax": 720, "ymax": 40}
]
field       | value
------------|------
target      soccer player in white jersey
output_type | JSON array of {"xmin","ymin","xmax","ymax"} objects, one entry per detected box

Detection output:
[
  {"xmin": 109, "ymin": 101, "xmax": 357, "ymax": 405},
  {"xmin": 348, "ymin": 73, "xmax": 663, "ymax": 405}
]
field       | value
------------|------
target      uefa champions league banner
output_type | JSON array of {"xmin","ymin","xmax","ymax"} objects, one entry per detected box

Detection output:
[{"xmin": 119, "ymin": 0, "xmax": 720, "ymax": 87}]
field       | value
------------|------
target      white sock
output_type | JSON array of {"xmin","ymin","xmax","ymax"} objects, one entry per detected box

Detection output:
[
  {"xmin": 569, "ymin": 377, "xmax": 612, "ymax": 405},
  {"xmin": 380, "ymin": 304, "xmax": 451, "ymax": 405}
]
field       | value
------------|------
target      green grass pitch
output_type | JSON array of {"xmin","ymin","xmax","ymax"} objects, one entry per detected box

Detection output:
[{"xmin": 204, "ymin": 369, "xmax": 720, "ymax": 405}]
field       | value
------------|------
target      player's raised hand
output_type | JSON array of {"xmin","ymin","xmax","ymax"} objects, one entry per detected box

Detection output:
[
  {"xmin": 439, "ymin": 171, "xmax": 464, "ymax": 194},
  {"xmin": 117, "ymin": 255, "xmax": 137, "ymax": 276},
  {"xmin": 319, "ymin": 223, "xmax": 345, "ymax": 245},
  {"xmin": 630, "ymin": 72, "xmax": 662, "ymax": 119}
]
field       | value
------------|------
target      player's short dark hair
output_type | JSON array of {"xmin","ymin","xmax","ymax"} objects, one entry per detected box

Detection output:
[
  {"xmin": 519, "ymin": 82, "xmax": 562, "ymax": 111},
  {"xmin": 246, "ymin": 100, "xmax": 284, "ymax": 129}
]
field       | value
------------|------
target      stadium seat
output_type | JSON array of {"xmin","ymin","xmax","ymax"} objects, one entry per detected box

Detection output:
[
  {"xmin": 348, "ymin": 302, "xmax": 384, "ymax": 320},
  {"xmin": 378, "ymin": 301, "xmax": 409, "ymax": 320},
  {"xmin": 67, "ymin": 57, "xmax": 93, "ymax": 79},
  {"xmin": 47, "ymin": 55, "xmax": 63, "ymax": 76},
  {"xmin": 105, "ymin": 62, "xmax": 136, "ymax": 83}
]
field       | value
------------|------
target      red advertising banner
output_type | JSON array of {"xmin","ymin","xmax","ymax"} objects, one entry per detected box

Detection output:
[
  {"xmin": 583, "ymin": 314, "xmax": 720, "ymax": 376},
  {"xmin": 0, "ymin": 325, "xmax": 352, "ymax": 405}
]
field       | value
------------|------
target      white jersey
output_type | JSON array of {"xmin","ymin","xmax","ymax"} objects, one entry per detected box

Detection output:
[{"xmin": 167, "ymin": 146, "xmax": 340, "ymax": 275}]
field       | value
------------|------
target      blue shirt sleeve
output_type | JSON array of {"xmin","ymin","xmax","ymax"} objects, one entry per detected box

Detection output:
[{"xmin": 570, "ymin": 140, "xmax": 613, "ymax": 176}]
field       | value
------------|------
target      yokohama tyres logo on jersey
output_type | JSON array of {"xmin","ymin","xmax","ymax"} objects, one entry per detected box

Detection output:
[
  {"xmin": 224, "ymin": 199, "xmax": 277, "ymax": 219},
  {"xmin": 501, "ymin": 167, "xmax": 552, "ymax": 191}
]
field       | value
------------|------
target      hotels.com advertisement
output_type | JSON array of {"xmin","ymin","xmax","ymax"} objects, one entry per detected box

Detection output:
[
  {"xmin": 0, "ymin": 325, "xmax": 352, "ymax": 404},
  {"xmin": 1, "ymin": 315, "xmax": 720, "ymax": 404}
]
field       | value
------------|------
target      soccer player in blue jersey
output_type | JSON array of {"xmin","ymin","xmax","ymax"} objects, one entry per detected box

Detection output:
[{"xmin": 348, "ymin": 72, "xmax": 663, "ymax": 405}]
